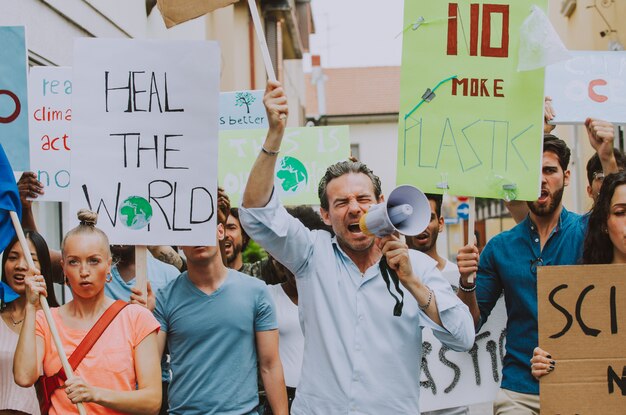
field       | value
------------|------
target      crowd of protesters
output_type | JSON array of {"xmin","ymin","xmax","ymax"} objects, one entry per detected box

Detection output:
[{"xmin": 0, "ymin": 81, "xmax": 623, "ymax": 415}]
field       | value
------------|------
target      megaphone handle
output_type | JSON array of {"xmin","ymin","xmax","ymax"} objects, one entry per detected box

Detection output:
[{"xmin": 379, "ymin": 257, "xmax": 404, "ymax": 317}]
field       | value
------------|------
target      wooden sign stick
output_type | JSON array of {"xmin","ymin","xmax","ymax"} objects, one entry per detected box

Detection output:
[
  {"xmin": 246, "ymin": 0, "xmax": 277, "ymax": 82},
  {"xmin": 135, "ymin": 245, "xmax": 148, "ymax": 304},
  {"xmin": 467, "ymin": 197, "xmax": 476, "ymax": 284}
]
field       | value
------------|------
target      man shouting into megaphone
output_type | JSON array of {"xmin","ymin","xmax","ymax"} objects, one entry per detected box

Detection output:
[{"xmin": 240, "ymin": 81, "xmax": 474, "ymax": 415}]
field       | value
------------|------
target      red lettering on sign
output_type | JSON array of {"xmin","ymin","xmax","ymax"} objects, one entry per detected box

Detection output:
[
  {"xmin": 447, "ymin": 3, "xmax": 509, "ymax": 58},
  {"xmin": 0, "ymin": 90, "xmax": 20, "ymax": 123},
  {"xmin": 481, "ymin": 4, "xmax": 509, "ymax": 58},
  {"xmin": 588, "ymin": 79, "xmax": 608, "ymax": 103},
  {"xmin": 470, "ymin": 3, "xmax": 480, "ymax": 56},
  {"xmin": 447, "ymin": 3, "xmax": 458, "ymax": 56}
]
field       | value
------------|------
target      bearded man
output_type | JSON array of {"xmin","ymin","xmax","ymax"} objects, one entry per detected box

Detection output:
[{"xmin": 456, "ymin": 133, "xmax": 617, "ymax": 415}]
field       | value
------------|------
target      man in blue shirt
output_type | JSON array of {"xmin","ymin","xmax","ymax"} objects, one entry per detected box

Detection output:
[
  {"xmin": 240, "ymin": 81, "xmax": 474, "ymax": 415},
  {"xmin": 457, "ymin": 127, "xmax": 617, "ymax": 414},
  {"xmin": 153, "ymin": 224, "xmax": 288, "ymax": 415}
]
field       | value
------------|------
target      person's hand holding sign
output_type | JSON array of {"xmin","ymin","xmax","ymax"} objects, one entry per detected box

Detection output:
[
  {"xmin": 264, "ymin": 81, "xmax": 288, "ymax": 136},
  {"xmin": 544, "ymin": 96, "xmax": 556, "ymax": 134},
  {"xmin": 585, "ymin": 118, "xmax": 615, "ymax": 163},
  {"xmin": 531, "ymin": 346, "xmax": 555, "ymax": 380}
]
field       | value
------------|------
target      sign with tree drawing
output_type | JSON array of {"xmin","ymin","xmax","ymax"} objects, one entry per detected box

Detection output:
[
  {"xmin": 219, "ymin": 90, "xmax": 267, "ymax": 130},
  {"xmin": 397, "ymin": 0, "xmax": 546, "ymax": 201},
  {"xmin": 219, "ymin": 126, "xmax": 350, "ymax": 206}
]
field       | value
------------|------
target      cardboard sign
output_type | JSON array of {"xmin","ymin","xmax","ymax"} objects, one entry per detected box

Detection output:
[
  {"xmin": 538, "ymin": 264, "xmax": 626, "ymax": 414},
  {"xmin": 157, "ymin": 0, "xmax": 239, "ymax": 28},
  {"xmin": 397, "ymin": 0, "xmax": 546, "ymax": 201},
  {"xmin": 71, "ymin": 38, "xmax": 220, "ymax": 246},
  {"xmin": 545, "ymin": 51, "xmax": 626, "ymax": 125},
  {"xmin": 219, "ymin": 90, "xmax": 267, "ymax": 130},
  {"xmin": 219, "ymin": 126, "xmax": 350, "ymax": 206},
  {"xmin": 0, "ymin": 26, "xmax": 29, "ymax": 171},
  {"xmin": 420, "ymin": 297, "xmax": 506, "ymax": 411},
  {"xmin": 28, "ymin": 67, "xmax": 72, "ymax": 201}
]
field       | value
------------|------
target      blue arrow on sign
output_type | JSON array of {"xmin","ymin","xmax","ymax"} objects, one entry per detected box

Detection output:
[{"xmin": 457, "ymin": 202, "xmax": 470, "ymax": 220}]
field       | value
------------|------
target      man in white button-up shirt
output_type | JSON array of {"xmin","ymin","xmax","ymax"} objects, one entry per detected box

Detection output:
[{"xmin": 240, "ymin": 81, "xmax": 475, "ymax": 415}]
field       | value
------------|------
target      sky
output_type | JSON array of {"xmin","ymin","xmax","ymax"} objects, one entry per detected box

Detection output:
[{"xmin": 304, "ymin": 0, "xmax": 405, "ymax": 70}]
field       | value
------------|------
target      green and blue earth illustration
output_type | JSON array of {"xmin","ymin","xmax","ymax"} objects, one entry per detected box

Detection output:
[
  {"xmin": 276, "ymin": 156, "xmax": 308, "ymax": 193},
  {"xmin": 119, "ymin": 196, "xmax": 153, "ymax": 230}
]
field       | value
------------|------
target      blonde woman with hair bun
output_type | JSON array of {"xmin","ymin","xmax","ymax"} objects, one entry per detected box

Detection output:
[{"xmin": 14, "ymin": 209, "xmax": 162, "ymax": 415}]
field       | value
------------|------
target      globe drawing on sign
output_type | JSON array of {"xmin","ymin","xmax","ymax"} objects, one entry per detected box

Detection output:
[
  {"xmin": 276, "ymin": 156, "xmax": 308, "ymax": 193},
  {"xmin": 119, "ymin": 196, "xmax": 153, "ymax": 230}
]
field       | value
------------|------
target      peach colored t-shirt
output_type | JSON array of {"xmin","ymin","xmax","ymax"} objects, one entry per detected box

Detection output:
[{"xmin": 35, "ymin": 304, "xmax": 160, "ymax": 415}]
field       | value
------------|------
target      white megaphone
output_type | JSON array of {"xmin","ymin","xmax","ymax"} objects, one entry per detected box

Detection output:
[{"xmin": 359, "ymin": 185, "xmax": 431, "ymax": 237}]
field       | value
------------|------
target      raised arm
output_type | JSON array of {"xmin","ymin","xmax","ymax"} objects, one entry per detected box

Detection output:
[
  {"xmin": 586, "ymin": 118, "xmax": 618, "ymax": 175},
  {"xmin": 242, "ymin": 81, "xmax": 288, "ymax": 208},
  {"xmin": 17, "ymin": 171, "xmax": 43, "ymax": 231}
]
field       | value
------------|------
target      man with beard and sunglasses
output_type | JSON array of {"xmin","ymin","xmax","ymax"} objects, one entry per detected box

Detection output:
[{"xmin": 456, "ymin": 131, "xmax": 617, "ymax": 414}]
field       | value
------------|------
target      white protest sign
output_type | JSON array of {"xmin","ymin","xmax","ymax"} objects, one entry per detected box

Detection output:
[
  {"xmin": 71, "ymin": 38, "xmax": 219, "ymax": 245},
  {"xmin": 419, "ymin": 297, "xmax": 506, "ymax": 411},
  {"xmin": 219, "ymin": 90, "xmax": 267, "ymax": 130},
  {"xmin": 28, "ymin": 66, "xmax": 72, "ymax": 201},
  {"xmin": 545, "ymin": 51, "xmax": 626, "ymax": 124}
]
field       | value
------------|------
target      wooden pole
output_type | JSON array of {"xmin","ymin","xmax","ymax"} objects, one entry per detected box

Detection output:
[
  {"xmin": 134, "ymin": 245, "xmax": 148, "ymax": 304},
  {"xmin": 246, "ymin": 0, "xmax": 277, "ymax": 82},
  {"xmin": 467, "ymin": 197, "xmax": 476, "ymax": 284},
  {"xmin": 10, "ymin": 211, "xmax": 87, "ymax": 415}
]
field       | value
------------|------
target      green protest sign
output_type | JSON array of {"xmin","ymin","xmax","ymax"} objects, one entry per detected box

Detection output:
[
  {"xmin": 219, "ymin": 126, "xmax": 350, "ymax": 207},
  {"xmin": 397, "ymin": 0, "xmax": 546, "ymax": 201}
]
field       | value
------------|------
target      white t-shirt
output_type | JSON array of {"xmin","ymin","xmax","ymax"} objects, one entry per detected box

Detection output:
[
  {"xmin": 439, "ymin": 259, "xmax": 461, "ymax": 292},
  {"xmin": 267, "ymin": 283, "xmax": 303, "ymax": 388}
]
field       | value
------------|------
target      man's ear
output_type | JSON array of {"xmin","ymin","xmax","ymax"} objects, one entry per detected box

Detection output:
[
  {"xmin": 437, "ymin": 216, "xmax": 444, "ymax": 233},
  {"xmin": 216, "ymin": 223, "xmax": 225, "ymax": 241},
  {"xmin": 320, "ymin": 207, "xmax": 331, "ymax": 226},
  {"xmin": 564, "ymin": 169, "xmax": 571, "ymax": 187}
]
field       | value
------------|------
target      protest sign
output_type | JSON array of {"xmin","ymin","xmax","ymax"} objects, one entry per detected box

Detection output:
[
  {"xmin": 28, "ymin": 66, "xmax": 72, "ymax": 201},
  {"xmin": 398, "ymin": 0, "xmax": 546, "ymax": 201},
  {"xmin": 71, "ymin": 38, "xmax": 220, "ymax": 246},
  {"xmin": 0, "ymin": 26, "xmax": 29, "ymax": 172},
  {"xmin": 420, "ymin": 296, "xmax": 505, "ymax": 411},
  {"xmin": 538, "ymin": 264, "xmax": 626, "ymax": 414},
  {"xmin": 157, "ymin": 0, "xmax": 239, "ymax": 28},
  {"xmin": 545, "ymin": 51, "xmax": 626, "ymax": 125},
  {"xmin": 219, "ymin": 90, "xmax": 267, "ymax": 130},
  {"xmin": 219, "ymin": 126, "xmax": 350, "ymax": 206}
]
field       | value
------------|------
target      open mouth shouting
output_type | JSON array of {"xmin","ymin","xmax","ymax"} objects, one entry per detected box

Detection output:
[
  {"xmin": 537, "ymin": 188, "xmax": 550, "ymax": 205},
  {"xmin": 414, "ymin": 232, "xmax": 430, "ymax": 244},
  {"xmin": 347, "ymin": 222, "xmax": 362, "ymax": 234},
  {"xmin": 11, "ymin": 273, "xmax": 26, "ymax": 286}
]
